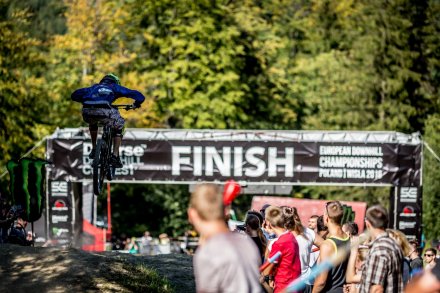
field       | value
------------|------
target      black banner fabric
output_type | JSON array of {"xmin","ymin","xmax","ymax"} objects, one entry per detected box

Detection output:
[
  {"xmin": 390, "ymin": 186, "xmax": 422, "ymax": 242},
  {"xmin": 49, "ymin": 139, "xmax": 421, "ymax": 186},
  {"xmin": 47, "ymin": 180, "xmax": 73, "ymax": 245}
]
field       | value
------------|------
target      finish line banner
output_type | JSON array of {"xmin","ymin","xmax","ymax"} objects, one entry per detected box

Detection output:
[{"xmin": 48, "ymin": 137, "xmax": 421, "ymax": 186}]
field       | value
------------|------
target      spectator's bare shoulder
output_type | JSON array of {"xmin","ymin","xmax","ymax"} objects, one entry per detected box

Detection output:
[{"xmin": 319, "ymin": 239, "xmax": 335, "ymax": 260}]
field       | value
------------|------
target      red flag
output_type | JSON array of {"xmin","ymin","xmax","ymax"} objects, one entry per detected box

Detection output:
[{"xmin": 223, "ymin": 180, "xmax": 241, "ymax": 205}]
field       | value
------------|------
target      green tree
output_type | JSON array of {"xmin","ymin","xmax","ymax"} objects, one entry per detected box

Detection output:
[
  {"xmin": 46, "ymin": 0, "xmax": 156, "ymax": 128},
  {"xmin": 129, "ymin": 0, "xmax": 302, "ymax": 129},
  {"xmin": 3, "ymin": 0, "xmax": 440, "ymax": 238},
  {"xmin": 0, "ymin": 0, "xmax": 50, "ymax": 169},
  {"xmin": 271, "ymin": 0, "xmax": 440, "ymax": 210},
  {"xmin": 7, "ymin": 0, "xmax": 66, "ymax": 41},
  {"xmin": 422, "ymin": 114, "xmax": 440, "ymax": 240}
]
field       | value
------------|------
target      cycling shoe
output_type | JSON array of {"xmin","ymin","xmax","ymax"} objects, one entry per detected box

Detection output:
[{"xmin": 110, "ymin": 155, "xmax": 123, "ymax": 168}]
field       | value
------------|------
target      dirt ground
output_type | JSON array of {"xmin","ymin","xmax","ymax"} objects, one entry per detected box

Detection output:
[{"xmin": 0, "ymin": 244, "xmax": 195, "ymax": 293}]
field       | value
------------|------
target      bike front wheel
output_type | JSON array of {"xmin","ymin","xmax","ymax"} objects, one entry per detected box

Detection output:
[{"xmin": 93, "ymin": 139, "xmax": 107, "ymax": 195}]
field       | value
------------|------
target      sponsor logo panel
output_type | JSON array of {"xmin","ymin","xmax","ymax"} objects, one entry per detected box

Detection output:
[{"xmin": 48, "ymin": 180, "xmax": 72, "ymax": 243}]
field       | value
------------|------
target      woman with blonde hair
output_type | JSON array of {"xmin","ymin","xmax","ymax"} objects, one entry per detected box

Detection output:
[
  {"xmin": 345, "ymin": 241, "xmax": 369, "ymax": 293},
  {"xmin": 387, "ymin": 228, "xmax": 412, "ymax": 285}
]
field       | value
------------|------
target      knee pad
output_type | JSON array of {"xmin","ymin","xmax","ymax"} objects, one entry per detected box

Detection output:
[{"xmin": 112, "ymin": 127, "xmax": 124, "ymax": 138}]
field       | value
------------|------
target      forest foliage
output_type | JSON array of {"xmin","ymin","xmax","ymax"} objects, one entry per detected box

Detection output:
[{"xmin": 1, "ymin": 0, "xmax": 440, "ymax": 239}]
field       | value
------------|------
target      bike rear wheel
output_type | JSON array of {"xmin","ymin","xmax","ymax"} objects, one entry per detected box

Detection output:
[{"xmin": 93, "ymin": 139, "xmax": 107, "ymax": 195}]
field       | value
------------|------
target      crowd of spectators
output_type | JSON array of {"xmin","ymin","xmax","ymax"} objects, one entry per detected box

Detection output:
[
  {"xmin": 109, "ymin": 230, "xmax": 197, "ymax": 255},
  {"xmin": 189, "ymin": 183, "xmax": 440, "ymax": 293},
  {"xmin": 2, "ymin": 186, "xmax": 440, "ymax": 293}
]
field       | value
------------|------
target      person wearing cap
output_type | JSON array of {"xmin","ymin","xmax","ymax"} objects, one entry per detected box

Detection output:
[{"xmin": 71, "ymin": 73, "xmax": 145, "ymax": 168}]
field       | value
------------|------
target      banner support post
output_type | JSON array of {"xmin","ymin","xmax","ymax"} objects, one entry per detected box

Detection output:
[{"xmin": 107, "ymin": 182, "xmax": 112, "ymax": 242}]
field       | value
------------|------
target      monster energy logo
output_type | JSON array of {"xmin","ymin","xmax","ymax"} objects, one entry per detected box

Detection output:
[{"xmin": 6, "ymin": 158, "xmax": 47, "ymax": 222}]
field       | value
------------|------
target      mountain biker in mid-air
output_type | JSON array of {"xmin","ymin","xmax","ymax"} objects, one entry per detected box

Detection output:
[{"xmin": 71, "ymin": 74, "xmax": 145, "ymax": 168}]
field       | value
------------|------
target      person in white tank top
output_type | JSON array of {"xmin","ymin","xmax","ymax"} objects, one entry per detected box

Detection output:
[{"xmin": 280, "ymin": 207, "xmax": 324, "ymax": 287}]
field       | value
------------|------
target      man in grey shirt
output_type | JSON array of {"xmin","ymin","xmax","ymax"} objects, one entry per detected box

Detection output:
[{"xmin": 188, "ymin": 183, "xmax": 263, "ymax": 293}]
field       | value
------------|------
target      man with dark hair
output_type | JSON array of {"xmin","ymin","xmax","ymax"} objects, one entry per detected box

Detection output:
[
  {"xmin": 406, "ymin": 261, "xmax": 440, "ymax": 293},
  {"xmin": 313, "ymin": 201, "xmax": 350, "ymax": 293},
  {"xmin": 424, "ymin": 248, "xmax": 437, "ymax": 270},
  {"xmin": 310, "ymin": 215, "xmax": 329, "ymax": 269},
  {"xmin": 365, "ymin": 205, "xmax": 389, "ymax": 228},
  {"xmin": 342, "ymin": 222, "xmax": 359, "ymax": 238},
  {"xmin": 260, "ymin": 204, "xmax": 271, "ymax": 219},
  {"xmin": 408, "ymin": 240, "xmax": 423, "ymax": 274},
  {"xmin": 309, "ymin": 215, "xmax": 319, "ymax": 232},
  {"xmin": 359, "ymin": 205, "xmax": 404, "ymax": 293},
  {"xmin": 317, "ymin": 215, "xmax": 329, "ymax": 239},
  {"xmin": 188, "ymin": 183, "xmax": 262, "ymax": 292}
]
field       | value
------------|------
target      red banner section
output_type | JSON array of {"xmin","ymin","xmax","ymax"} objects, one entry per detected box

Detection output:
[
  {"xmin": 251, "ymin": 196, "xmax": 367, "ymax": 232},
  {"xmin": 82, "ymin": 219, "xmax": 106, "ymax": 251}
]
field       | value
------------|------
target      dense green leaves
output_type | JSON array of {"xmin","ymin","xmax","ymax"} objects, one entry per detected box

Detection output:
[
  {"xmin": 422, "ymin": 115, "xmax": 440, "ymax": 240},
  {"xmin": 0, "ymin": 0, "xmax": 49, "ymax": 165},
  {"xmin": 1, "ymin": 0, "xmax": 440, "ymax": 238}
]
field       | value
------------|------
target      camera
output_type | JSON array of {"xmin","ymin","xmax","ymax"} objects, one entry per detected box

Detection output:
[{"xmin": 236, "ymin": 224, "xmax": 246, "ymax": 231}]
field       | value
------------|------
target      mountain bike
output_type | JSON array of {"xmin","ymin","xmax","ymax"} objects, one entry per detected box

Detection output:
[{"xmin": 92, "ymin": 104, "xmax": 134, "ymax": 195}]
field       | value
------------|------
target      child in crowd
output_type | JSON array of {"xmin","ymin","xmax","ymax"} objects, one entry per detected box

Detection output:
[{"xmin": 261, "ymin": 206, "xmax": 301, "ymax": 293}]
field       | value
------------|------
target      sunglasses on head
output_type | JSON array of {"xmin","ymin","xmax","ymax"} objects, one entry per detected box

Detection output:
[{"xmin": 325, "ymin": 202, "xmax": 331, "ymax": 215}]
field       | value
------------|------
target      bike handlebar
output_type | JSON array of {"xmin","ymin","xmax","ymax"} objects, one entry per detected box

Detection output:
[{"xmin": 111, "ymin": 104, "xmax": 136, "ymax": 110}]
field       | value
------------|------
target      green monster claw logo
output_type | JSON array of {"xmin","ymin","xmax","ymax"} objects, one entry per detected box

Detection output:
[{"xmin": 6, "ymin": 158, "xmax": 48, "ymax": 222}]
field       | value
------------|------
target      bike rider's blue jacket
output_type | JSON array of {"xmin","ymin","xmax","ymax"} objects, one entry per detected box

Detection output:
[{"xmin": 71, "ymin": 83, "xmax": 145, "ymax": 107}]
